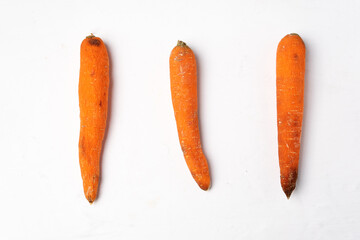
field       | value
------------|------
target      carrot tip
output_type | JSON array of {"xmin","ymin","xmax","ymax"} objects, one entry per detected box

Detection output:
[
  {"xmin": 177, "ymin": 40, "xmax": 187, "ymax": 47},
  {"xmin": 200, "ymin": 185, "xmax": 210, "ymax": 191},
  {"xmin": 197, "ymin": 180, "xmax": 211, "ymax": 191},
  {"xmin": 284, "ymin": 189, "xmax": 294, "ymax": 199},
  {"xmin": 87, "ymin": 197, "xmax": 94, "ymax": 204}
]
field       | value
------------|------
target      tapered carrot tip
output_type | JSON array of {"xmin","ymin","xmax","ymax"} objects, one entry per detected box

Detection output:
[
  {"xmin": 283, "ymin": 186, "xmax": 295, "ymax": 199},
  {"xmin": 202, "ymin": 184, "xmax": 210, "ymax": 191},
  {"xmin": 85, "ymin": 185, "xmax": 98, "ymax": 204},
  {"xmin": 185, "ymin": 152, "xmax": 211, "ymax": 191},
  {"xmin": 197, "ymin": 176, "xmax": 211, "ymax": 191},
  {"xmin": 286, "ymin": 192, "xmax": 292, "ymax": 199},
  {"xmin": 281, "ymin": 170, "xmax": 298, "ymax": 199}
]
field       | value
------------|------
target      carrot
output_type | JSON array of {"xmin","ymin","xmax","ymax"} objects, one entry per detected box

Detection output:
[
  {"xmin": 78, "ymin": 34, "xmax": 109, "ymax": 203},
  {"xmin": 276, "ymin": 33, "xmax": 305, "ymax": 199},
  {"xmin": 169, "ymin": 40, "xmax": 211, "ymax": 190}
]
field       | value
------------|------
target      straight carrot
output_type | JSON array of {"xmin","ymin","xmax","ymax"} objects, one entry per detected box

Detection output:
[
  {"xmin": 78, "ymin": 34, "xmax": 109, "ymax": 203},
  {"xmin": 276, "ymin": 33, "xmax": 305, "ymax": 199},
  {"xmin": 169, "ymin": 40, "xmax": 211, "ymax": 190}
]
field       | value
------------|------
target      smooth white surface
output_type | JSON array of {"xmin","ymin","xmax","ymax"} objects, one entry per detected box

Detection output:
[{"xmin": 1, "ymin": 0, "xmax": 360, "ymax": 239}]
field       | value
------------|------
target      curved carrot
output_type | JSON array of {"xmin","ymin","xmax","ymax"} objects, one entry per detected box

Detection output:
[
  {"xmin": 276, "ymin": 33, "xmax": 305, "ymax": 199},
  {"xmin": 169, "ymin": 40, "xmax": 211, "ymax": 190},
  {"xmin": 78, "ymin": 34, "xmax": 109, "ymax": 203}
]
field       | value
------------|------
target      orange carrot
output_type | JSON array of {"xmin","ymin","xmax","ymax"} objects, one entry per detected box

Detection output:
[
  {"xmin": 169, "ymin": 40, "xmax": 211, "ymax": 190},
  {"xmin": 78, "ymin": 34, "xmax": 109, "ymax": 203},
  {"xmin": 276, "ymin": 33, "xmax": 305, "ymax": 199}
]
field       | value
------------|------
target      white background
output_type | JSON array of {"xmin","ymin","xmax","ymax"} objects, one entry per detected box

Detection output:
[{"xmin": 0, "ymin": 0, "xmax": 359, "ymax": 239}]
